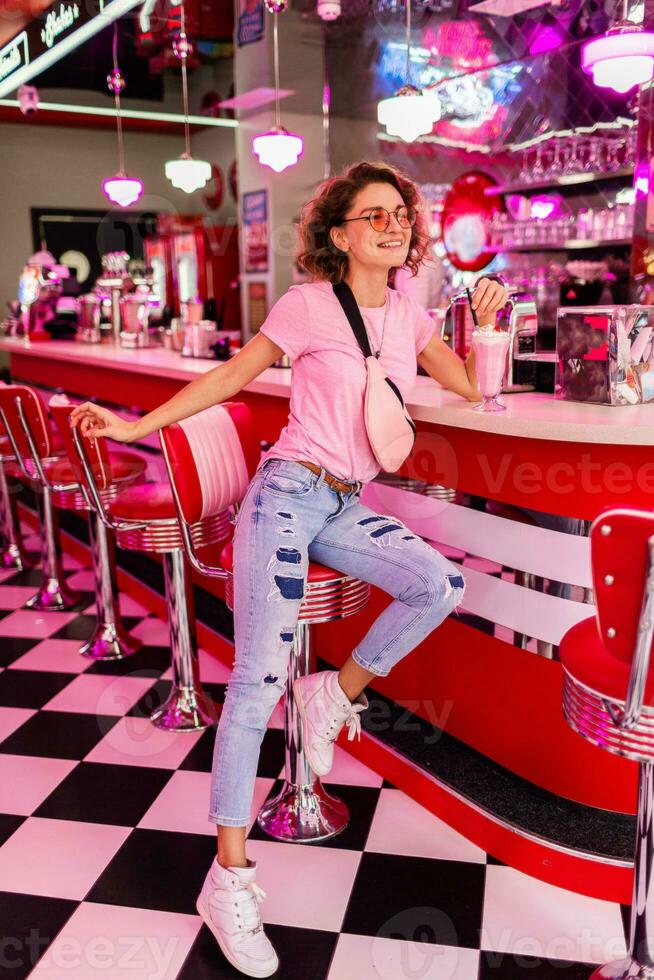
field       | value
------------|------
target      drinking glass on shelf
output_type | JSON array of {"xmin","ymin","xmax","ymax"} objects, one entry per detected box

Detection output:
[
  {"xmin": 562, "ymin": 136, "xmax": 581, "ymax": 177},
  {"xmin": 605, "ymin": 137, "xmax": 623, "ymax": 173},
  {"xmin": 532, "ymin": 143, "xmax": 546, "ymax": 181},
  {"xmin": 587, "ymin": 137, "xmax": 602, "ymax": 173},
  {"xmin": 547, "ymin": 138, "xmax": 564, "ymax": 179},
  {"xmin": 626, "ymin": 127, "xmax": 638, "ymax": 166},
  {"xmin": 518, "ymin": 148, "xmax": 531, "ymax": 184},
  {"xmin": 576, "ymin": 208, "xmax": 592, "ymax": 241}
]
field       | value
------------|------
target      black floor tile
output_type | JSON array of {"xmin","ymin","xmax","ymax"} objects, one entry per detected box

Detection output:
[
  {"xmin": 85, "ymin": 644, "xmax": 171, "ymax": 677},
  {"xmin": 486, "ymin": 853, "xmax": 508, "ymax": 867},
  {"xmin": 178, "ymin": 922, "xmax": 339, "ymax": 980},
  {"xmin": 0, "ymin": 891, "xmax": 77, "ymax": 980},
  {"xmin": 341, "ymin": 852, "xmax": 486, "ymax": 949},
  {"xmin": 34, "ymin": 761, "xmax": 173, "ymax": 826},
  {"xmin": 85, "ymin": 828, "xmax": 215, "ymax": 914},
  {"xmin": 0, "ymin": 710, "xmax": 118, "ymax": 758},
  {"xmin": 479, "ymin": 951, "xmax": 596, "ymax": 977},
  {"xmin": 178, "ymin": 726, "xmax": 217, "ymax": 773},
  {"xmin": 122, "ymin": 615, "xmax": 145, "ymax": 632},
  {"xmin": 49, "ymin": 614, "xmax": 98, "ymax": 641},
  {"xmin": 0, "ymin": 569, "xmax": 43, "ymax": 587},
  {"xmin": 0, "ymin": 637, "xmax": 40, "ymax": 667},
  {"xmin": 0, "ymin": 669, "xmax": 78, "ymax": 709},
  {"xmin": 248, "ymin": 780, "xmax": 381, "ymax": 851},
  {"xmin": 255, "ymin": 727, "xmax": 285, "ymax": 779},
  {"xmin": 0, "ymin": 812, "xmax": 26, "ymax": 846}
]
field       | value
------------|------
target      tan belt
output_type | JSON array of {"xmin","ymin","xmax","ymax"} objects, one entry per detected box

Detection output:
[{"xmin": 296, "ymin": 460, "xmax": 361, "ymax": 495}]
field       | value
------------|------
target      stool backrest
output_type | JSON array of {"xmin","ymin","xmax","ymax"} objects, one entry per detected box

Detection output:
[
  {"xmin": 591, "ymin": 508, "xmax": 654, "ymax": 665},
  {"xmin": 160, "ymin": 402, "xmax": 259, "ymax": 525},
  {"xmin": 0, "ymin": 384, "xmax": 54, "ymax": 460},
  {"xmin": 49, "ymin": 402, "xmax": 113, "ymax": 492}
]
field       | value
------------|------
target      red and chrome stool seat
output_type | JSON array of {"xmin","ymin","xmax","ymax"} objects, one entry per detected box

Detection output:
[
  {"xmin": 107, "ymin": 483, "xmax": 232, "ymax": 554},
  {"xmin": 561, "ymin": 616, "xmax": 654, "ymax": 762},
  {"xmin": 220, "ymin": 538, "xmax": 370, "ymax": 623},
  {"xmin": 160, "ymin": 403, "xmax": 372, "ymax": 843},
  {"xmin": 559, "ymin": 509, "xmax": 654, "ymax": 979}
]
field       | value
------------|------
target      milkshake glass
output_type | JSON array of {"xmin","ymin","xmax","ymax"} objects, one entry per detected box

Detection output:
[{"xmin": 471, "ymin": 329, "xmax": 511, "ymax": 412}]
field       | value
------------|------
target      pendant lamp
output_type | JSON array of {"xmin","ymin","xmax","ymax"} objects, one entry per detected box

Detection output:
[
  {"xmin": 252, "ymin": 0, "xmax": 303, "ymax": 173},
  {"xmin": 102, "ymin": 24, "xmax": 143, "ymax": 208},
  {"xmin": 164, "ymin": 1, "xmax": 211, "ymax": 193},
  {"xmin": 582, "ymin": 0, "xmax": 654, "ymax": 94},
  {"xmin": 377, "ymin": 0, "xmax": 441, "ymax": 142}
]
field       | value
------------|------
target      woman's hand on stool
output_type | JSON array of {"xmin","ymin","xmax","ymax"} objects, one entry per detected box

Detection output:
[{"xmin": 70, "ymin": 403, "xmax": 138, "ymax": 443}]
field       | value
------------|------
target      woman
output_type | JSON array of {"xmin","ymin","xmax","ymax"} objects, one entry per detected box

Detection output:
[{"xmin": 71, "ymin": 160, "xmax": 507, "ymax": 978}]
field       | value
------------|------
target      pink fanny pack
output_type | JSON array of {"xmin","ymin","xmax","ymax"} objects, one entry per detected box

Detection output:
[{"xmin": 333, "ymin": 282, "xmax": 416, "ymax": 473}]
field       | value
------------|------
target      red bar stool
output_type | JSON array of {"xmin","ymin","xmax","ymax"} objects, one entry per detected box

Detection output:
[
  {"xmin": 559, "ymin": 508, "xmax": 654, "ymax": 979},
  {"xmin": 0, "ymin": 428, "xmax": 35, "ymax": 570},
  {"xmin": 0, "ymin": 385, "xmax": 82, "ymax": 610},
  {"xmin": 66, "ymin": 408, "xmax": 227, "ymax": 732},
  {"xmin": 46, "ymin": 400, "xmax": 145, "ymax": 660},
  {"xmin": 160, "ymin": 402, "xmax": 372, "ymax": 842}
]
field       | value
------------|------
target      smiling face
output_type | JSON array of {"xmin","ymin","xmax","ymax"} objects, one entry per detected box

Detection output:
[{"xmin": 329, "ymin": 181, "xmax": 412, "ymax": 277}]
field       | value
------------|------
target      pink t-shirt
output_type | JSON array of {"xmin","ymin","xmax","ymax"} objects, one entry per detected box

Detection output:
[{"xmin": 256, "ymin": 279, "xmax": 435, "ymax": 485}]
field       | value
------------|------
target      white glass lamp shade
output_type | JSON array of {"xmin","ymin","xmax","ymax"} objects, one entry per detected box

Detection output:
[
  {"xmin": 582, "ymin": 26, "xmax": 654, "ymax": 93},
  {"xmin": 102, "ymin": 175, "xmax": 144, "ymax": 207},
  {"xmin": 377, "ymin": 85, "xmax": 441, "ymax": 143},
  {"xmin": 252, "ymin": 127, "xmax": 304, "ymax": 173},
  {"xmin": 165, "ymin": 156, "xmax": 212, "ymax": 193}
]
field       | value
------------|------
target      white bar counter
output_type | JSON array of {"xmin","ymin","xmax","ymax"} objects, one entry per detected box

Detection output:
[{"xmin": 1, "ymin": 336, "xmax": 653, "ymax": 445}]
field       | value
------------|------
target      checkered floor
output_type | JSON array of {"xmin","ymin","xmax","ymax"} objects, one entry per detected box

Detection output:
[{"xmin": 0, "ymin": 534, "xmax": 629, "ymax": 979}]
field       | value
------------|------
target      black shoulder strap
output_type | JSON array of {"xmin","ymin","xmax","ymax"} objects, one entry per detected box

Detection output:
[{"xmin": 332, "ymin": 281, "xmax": 373, "ymax": 359}]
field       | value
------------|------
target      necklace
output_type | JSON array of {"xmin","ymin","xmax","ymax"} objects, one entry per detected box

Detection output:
[{"xmin": 366, "ymin": 289, "xmax": 388, "ymax": 359}]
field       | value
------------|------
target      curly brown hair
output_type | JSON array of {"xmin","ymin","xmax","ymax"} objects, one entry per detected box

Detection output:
[{"xmin": 296, "ymin": 160, "xmax": 431, "ymax": 285}]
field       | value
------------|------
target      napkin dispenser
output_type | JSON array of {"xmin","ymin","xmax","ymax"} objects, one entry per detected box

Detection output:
[{"xmin": 556, "ymin": 305, "xmax": 654, "ymax": 405}]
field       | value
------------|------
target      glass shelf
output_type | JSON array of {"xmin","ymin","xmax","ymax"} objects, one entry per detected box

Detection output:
[
  {"xmin": 492, "ymin": 238, "xmax": 632, "ymax": 253},
  {"xmin": 484, "ymin": 168, "xmax": 634, "ymax": 197}
]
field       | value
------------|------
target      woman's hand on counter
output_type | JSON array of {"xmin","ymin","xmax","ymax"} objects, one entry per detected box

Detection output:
[{"xmin": 69, "ymin": 403, "xmax": 138, "ymax": 443}]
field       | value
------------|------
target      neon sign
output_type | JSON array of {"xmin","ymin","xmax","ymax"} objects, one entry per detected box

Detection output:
[{"xmin": 0, "ymin": 0, "xmax": 141, "ymax": 99}]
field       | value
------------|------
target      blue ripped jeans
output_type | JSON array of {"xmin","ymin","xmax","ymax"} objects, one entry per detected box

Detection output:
[{"xmin": 208, "ymin": 458, "xmax": 465, "ymax": 827}]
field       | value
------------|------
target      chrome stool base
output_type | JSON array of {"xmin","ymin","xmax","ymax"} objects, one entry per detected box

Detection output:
[
  {"xmin": 153, "ymin": 550, "xmax": 220, "ymax": 732},
  {"xmin": 80, "ymin": 624, "xmax": 142, "ymax": 661},
  {"xmin": 257, "ymin": 778, "xmax": 348, "ymax": 843},
  {"xmin": 590, "ymin": 959, "xmax": 654, "ymax": 979},
  {"xmin": 0, "ymin": 461, "xmax": 33, "ymax": 571},
  {"xmin": 26, "ymin": 576, "xmax": 80, "ymax": 611},
  {"xmin": 82, "ymin": 515, "xmax": 141, "ymax": 662},
  {"xmin": 150, "ymin": 684, "xmax": 220, "ymax": 732},
  {"xmin": 0, "ymin": 542, "xmax": 36, "ymax": 571},
  {"xmin": 27, "ymin": 486, "xmax": 80, "ymax": 611}
]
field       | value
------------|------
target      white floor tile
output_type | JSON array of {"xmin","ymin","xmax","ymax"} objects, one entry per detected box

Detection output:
[
  {"xmin": 481, "ymin": 864, "xmax": 627, "ymax": 966},
  {"xmin": 365, "ymin": 789, "xmax": 486, "ymax": 863},
  {"xmin": 328, "ymin": 933, "xmax": 480, "ymax": 980}
]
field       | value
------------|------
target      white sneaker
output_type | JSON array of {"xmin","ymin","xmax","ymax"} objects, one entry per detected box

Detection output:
[
  {"xmin": 293, "ymin": 669, "xmax": 368, "ymax": 777},
  {"xmin": 196, "ymin": 856, "xmax": 279, "ymax": 978}
]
